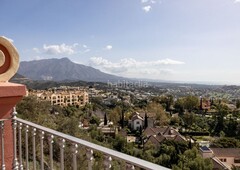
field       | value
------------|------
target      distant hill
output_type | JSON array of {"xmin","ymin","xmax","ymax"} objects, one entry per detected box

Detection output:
[
  {"xmin": 10, "ymin": 73, "xmax": 29, "ymax": 83},
  {"xmin": 11, "ymin": 73, "xmax": 26, "ymax": 79},
  {"xmin": 18, "ymin": 58, "xmax": 125, "ymax": 82}
]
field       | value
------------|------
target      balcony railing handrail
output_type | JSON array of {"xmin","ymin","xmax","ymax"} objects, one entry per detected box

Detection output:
[
  {"xmin": 0, "ymin": 117, "xmax": 12, "ymax": 122},
  {"xmin": 14, "ymin": 117, "xmax": 170, "ymax": 170}
]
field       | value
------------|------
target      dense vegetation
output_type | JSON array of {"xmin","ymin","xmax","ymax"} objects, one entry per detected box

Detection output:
[{"xmin": 16, "ymin": 92, "xmax": 240, "ymax": 169}]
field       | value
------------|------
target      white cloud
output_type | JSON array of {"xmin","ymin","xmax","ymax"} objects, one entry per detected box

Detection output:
[
  {"xmin": 43, "ymin": 43, "xmax": 75, "ymax": 55},
  {"xmin": 73, "ymin": 43, "xmax": 79, "ymax": 47},
  {"xmin": 141, "ymin": 0, "xmax": 156, "ymax": 3},
  {"xmin": 32, "ymin": 56, "xmax": 42, "ymax": 60},
  {"xmin": 141, "ymin": 0, "xmax": 149, "ymax": 3},
  {"xmin": 89, "ymin": 57, "xmax": 184, "ymax": 78},
  {"xmin": 151, "ymin": 0, "xmax": 156, "ymax": 4},
  {"xmin": 83, "ymin": 48, "xmax": 90, "ymax": 53},
  {"xmin": 142, "ymin": 5, "xmax": 152, "ymax": 12},
  {"xmin": 1, "ymin": 36, "xmax": 14, "ymax": 43},
  {"xmin": 90, "ymin": 57, "xmax": 110, "ymax": 66},
  {"xmin": 81, "ymin": 44, "xmax": 91, "ymax": 53},
  {"xmin": 234, "ymin": 0, "xmax": 240, "ymax": 3},
  {"xmin": 33, "ymin": 43, "xmax": 90, "ymax": 56},
  {"xmin": 154, "ymin": 58, "xmax": 185, "ymax": 65},
  {"xmin": 105, "ymin": 45, "xmax": 113, "ymax": 50},
  {"xmin": 140, "ymin": 0, "xmax": 161, "ymax": 12},
  {"xmin": 33, "ymin": 48, "xmax": 40, "ymax": 53},
  {"xmin": 137, "ymin": 68, "xmax": 173, "ymax": 75}
]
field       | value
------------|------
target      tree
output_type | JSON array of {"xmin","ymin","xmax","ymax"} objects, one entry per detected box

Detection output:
[
  {"xmin": 89, "ymin": 125, "xmax": 105, "ymax": 142},
  {"xmin": 119, "ymin": 100, "xmax": 131, "ymax": 128},
  {"xmin": 134, "ymin": 99, "xmax": 148, "ymax": 109},
  {"xmin": 213, "ymin": 104, "xmax": 229, "ymax": 136},
  {"xmin": 139, "ymin": 125, "xmax": 142, "ymax": 136},
  {"xmin": 16, "ymin": 96, "xmax": 57, "ymax": 129},
  {"xmin": 174, "ymin": 98, "xmax": 185, "ymax": 115},
  {"xmin": 200, "ymin": 97, "xmax": 203, "ymax": 110},
  {"xmin": 211, "ymin": 137, "xmax": 240, "ymax": 148},
  {"xmin": 157, "ymin": 95, "xmax": 174, "ymax": 111},
  {"xmin": 112, "ymin": 135, "xmax": 127, "ymax": 152},
  {"xmin": 173, "ymin": 147, "xmax": 213, "ymax": 170},
  {"xmin": 146, "ymin": 102, "xmax": 170, "ymax": 126},
  {"xmin": 236, "ymin": 99, "xmax": 240, "ymax": 109},
  {"xmin": 225, "ymin": 117, "xmax": 238, "ymax": 137},
  {"xmin": 121, "ymin": 109, "xmax": 124, "ymax": 128},
  {"xmin": 56, "ymin": 117, "xmax": 80, "ymax": 136},
  {"xmin": 108, "ymin": 106, "xmax": 121, "ymax": 124},
  {"xmin": 183, "ymin": 96, "xmax": 199, "ymax": 112},
  {"xmin": 232, "ymin": 165, "xmax": 240, "ymax": 170},
  {"xmin": 104, "ymin": 112, "xmax": 107, "ymax": 126},
  {"xmin": 62, "ymin": 105, "xmax": 79, "ymax": 117},
  {"xmin": 90, "ymin": 116, "xmax": 100, "ymax": 125},
  {"xmin": 91, "ymin": 96, "xmax": 105, "ymax": 111},
  {"xmin": 182, "ymin": 112, "xmax": 196, "ymax": 129},
  {"xmin": 210, "ymin": 97, "xmax": 214, "ymax": 106},
  {"xmin": 144, "ymin": 112, "xmax": 148, "ymax": 129},
  {"xmin": 151, "ymin": 140, "xmax": 189, "ymax": 168}
]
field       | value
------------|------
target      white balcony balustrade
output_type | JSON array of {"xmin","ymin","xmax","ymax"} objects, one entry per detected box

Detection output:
[{"xmin": 0, "ymin": 108, "xmax": 170, "ymax": 170}]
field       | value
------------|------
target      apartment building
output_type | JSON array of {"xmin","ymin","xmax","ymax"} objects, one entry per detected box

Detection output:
[{"xmin": 32, "ymin": 88, "xmax": 89, "ymax": 107}]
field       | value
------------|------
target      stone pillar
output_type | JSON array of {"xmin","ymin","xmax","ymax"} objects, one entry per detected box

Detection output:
[{"xmin": 0, "ymin": 36, "xmax": 26, "ymax": 169}]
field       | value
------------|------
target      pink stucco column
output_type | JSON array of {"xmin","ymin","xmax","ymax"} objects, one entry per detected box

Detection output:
[
  {"xmin": 0, "ymin": 82, "xmax": 26, "ymax": 169},
  {"xmin": 0, "ymin": 36, "xmax": 26, "ymax": 169}
]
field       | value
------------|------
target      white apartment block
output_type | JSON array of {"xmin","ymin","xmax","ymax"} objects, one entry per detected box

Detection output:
[{"xmin": 32, "ymin": 89, "xmax": 89, "ymax": 107}]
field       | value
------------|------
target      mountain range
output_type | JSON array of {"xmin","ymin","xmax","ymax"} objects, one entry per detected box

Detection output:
[
  {"xmin": 13, "ymin": 58, "xmax": 226, "ymax": 89},
  {"xmin": 18, "ymin": 58, "xmax": 125, "ymax": 82}
]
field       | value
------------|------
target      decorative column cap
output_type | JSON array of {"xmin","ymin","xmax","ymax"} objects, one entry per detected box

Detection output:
[{"xmin": 0, "ymin": 36, "xmax": 19, "ymax": 82}]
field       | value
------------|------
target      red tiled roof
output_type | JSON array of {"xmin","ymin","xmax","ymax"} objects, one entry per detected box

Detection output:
[
  {"xmin": 144, "ymin": 126, "xmax": 187, "ymax": 146},
  {"xmin": 144, "ymin": 126, "xmax": 181, "ymax": 136},
  {"xmin": 143, "ymin": 127, "xmax": 164, "ymax": 136},
  {"xmin": 131, "ymin": 114, "xmax": 144, "ymax": 121},
  {"xmin": 211, "ymin": 157, "xmax": 230, "ymax": 170},
  {"xmin": 174, "ymin": 135, "xmax": 186, "ymax": 142},
  {"xmin": 147, "ymin": 135, "xmax": 166, "ymax": 145},
  {"xmin": 163, "ymin": 126, "xmax": 180, "ymax": 135},
  {"xmin": 210, "ymin": 148, "xmax": 240, "ymax": 157}
]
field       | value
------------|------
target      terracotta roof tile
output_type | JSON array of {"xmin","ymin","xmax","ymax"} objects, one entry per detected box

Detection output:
[{"xmin": 210, "ymin": 148, "xmax": 240, "ymax": 157}]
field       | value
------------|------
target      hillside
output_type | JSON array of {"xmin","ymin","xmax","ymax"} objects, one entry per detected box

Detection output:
[{"xmin": 18, "ymin": 58, "xmax": 124, "ymax": 82}]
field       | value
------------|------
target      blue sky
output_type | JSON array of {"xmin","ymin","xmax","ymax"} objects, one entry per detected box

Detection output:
[{"xmin": 1, "ymin": 0, "xmax": 240, "ymax": 84}]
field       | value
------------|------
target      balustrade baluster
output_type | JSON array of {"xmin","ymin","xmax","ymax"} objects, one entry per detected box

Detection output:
[
  {"xmin": 32, "ymin": 128, "xmax": 36, "ymax": 170},
  {"xmin": 86, "ymin": 148, "xmax": 93, "ymax": 170},
  {"xmin": 71, "ymin": 143, "xmax": 78, "ymax": 170},
  {"xmin": 18, "ymin": 123, "xmax": 23, "ymax": 170},
  {"xmin": 126, "ymin": 163, "xmax": 135, "ymax": 170},
  {"xmin": 104, "ymin": 155, "xmax": 112, "ymax": 170},
  {"xmin": 59, "ymin": 138, "xmax": 65, "ymax": 170},
  {"xmin": 12, "ymin": 107, "xmax": 19, "ymax": 170},
  {"xmin": 0, "ymin": 121, "xmax": 5, "ymax": 170},
  {"xmin": 48, "ymin": 134, "xmax": 54, "ymax": 170},
  {"xmin": 25, "ymin": 125, "xmax": 29, "ymax": 170},
  {"xmin": 40, "ymin": 131, "xmax": 45, "ymax": 170},
  {"xmin": 13, "ymin": 116, "xmax": 170, "ymax": 170}
]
